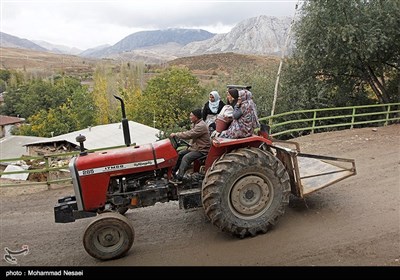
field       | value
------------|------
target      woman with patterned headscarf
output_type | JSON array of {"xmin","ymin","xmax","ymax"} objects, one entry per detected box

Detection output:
[
  {"xmin": 219, "ymin": 89, "xmax": 260, "ymax": 139},
  {"xmin": 202, "ymin": 90, "xmax": 225, "ymax": 132}
]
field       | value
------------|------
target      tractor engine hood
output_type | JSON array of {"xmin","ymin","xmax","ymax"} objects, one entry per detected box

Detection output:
[
  {"xmin": 70, "ymin": 138, "xmax": 178, "ymax": 211},
  {"xmin": 75, "ymin": 138, "xmax": 177, "ymax": 175}
]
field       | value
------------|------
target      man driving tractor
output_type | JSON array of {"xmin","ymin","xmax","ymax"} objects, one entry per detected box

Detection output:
[{"xmin": 169, "ymin": 108, "xmax": 211, "ymax": 184}]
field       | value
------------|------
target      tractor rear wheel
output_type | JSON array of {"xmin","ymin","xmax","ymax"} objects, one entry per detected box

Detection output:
[
  {"xmin": 202, "ymin": 147, "xmax": 290, "ymax": 238},
  {"xmin": 83, "ymin": 212, "xmax": 134, "ymax": 260}
]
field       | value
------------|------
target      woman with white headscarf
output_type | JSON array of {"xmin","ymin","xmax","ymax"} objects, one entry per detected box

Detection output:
[{"xmin": 202, "ymin": 90, "xmax": 225, "ymax": 133}]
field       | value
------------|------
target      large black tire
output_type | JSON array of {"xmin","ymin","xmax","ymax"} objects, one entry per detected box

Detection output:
[
  {"xmin": 83, "ymin": 212, "xmax": 134, "ymax": 260},
  {"xmin": 202, "ymin": 147, "xmax": 290, "ymax": 238}
]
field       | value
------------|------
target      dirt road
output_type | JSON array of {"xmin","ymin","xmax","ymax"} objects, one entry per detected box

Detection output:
[{"xmin": 1, "ymin": 124, "xmax": 399, "ymax": 267}]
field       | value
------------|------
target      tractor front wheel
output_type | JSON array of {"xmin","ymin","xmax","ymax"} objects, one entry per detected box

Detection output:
[{"xmin": 83, "ymin": 212, "xmax": 134, "ymax": 260}]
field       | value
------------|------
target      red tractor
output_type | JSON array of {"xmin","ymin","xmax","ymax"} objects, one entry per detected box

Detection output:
[{"xmin": 54, "ymin": 92, "xmax": 356, "ymax": 261}]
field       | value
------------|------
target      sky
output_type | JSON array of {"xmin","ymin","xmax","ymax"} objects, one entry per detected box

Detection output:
[{"xmin": 1, "ymin": 0, "xmax": 300, "ymax": 50}]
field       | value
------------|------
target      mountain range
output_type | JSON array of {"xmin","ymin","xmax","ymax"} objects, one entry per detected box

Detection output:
[{"xmin": 1, "ymin": 15, "xmax": 293, "ymax": 63}]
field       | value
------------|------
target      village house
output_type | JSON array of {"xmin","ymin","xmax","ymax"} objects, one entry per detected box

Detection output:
[{"xmin": 0, "ymin": 115, "xmax": 25, "ymax": 138}]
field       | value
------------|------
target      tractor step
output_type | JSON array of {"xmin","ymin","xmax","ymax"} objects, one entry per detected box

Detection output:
[{"xmin": 178, "ymin": 188, "xmax": 202, "ymax": 210}]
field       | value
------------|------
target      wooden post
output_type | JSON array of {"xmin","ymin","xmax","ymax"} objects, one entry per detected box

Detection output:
[
  {"xmin": 45, "ymin": 156, "xmax": 51, "ymax": 190},
  {"xmin": 270, "ymin": 2, "xmax": 299, "ymax": 125}
]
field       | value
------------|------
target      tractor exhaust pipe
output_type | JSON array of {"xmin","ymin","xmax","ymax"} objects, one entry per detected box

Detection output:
[{"xmin": 114, "ymin": 95, "xmax": 131, "ymax": 147}]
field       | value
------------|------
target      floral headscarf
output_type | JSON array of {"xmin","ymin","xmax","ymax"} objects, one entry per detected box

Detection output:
[{"xmin": 219, "ymin": 89, "xmax": 260, "ymax": 139}]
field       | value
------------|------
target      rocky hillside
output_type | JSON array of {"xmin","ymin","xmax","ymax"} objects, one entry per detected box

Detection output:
[
  {"xmin": 0, "ymin": 47, "xmax": 97, "ymax": 77},
  {"xmin": 100, "ymin": 15, "xmax": 292, "ymax": 64},
  {"xmin": 85, "ymin": 28, "xmax": 215, "ymax": 58},
  {"xmin": 167, "ymin": 52, "xmax": 279, "ymax": 75},
  {"xmin": 0, "ymin": 32, "xmax": 46, "ymax": 52},
  {"xmin": 181, "ymin": 15, "xmax": 292, "ymax": 56},
  {"xmin": 32, "ymin": 40, "xmax": 83, "ymax": 55},
  {"xmin": 0, "ymin": 46, "xmax": 279, "ymax": 93},
  {"xmin": 0, "ymin": 15, "xmax": 292, "ymax": 64},
  {"xmin": 99, "ymin": 15, "xmax": 292, "ymax": 62}
]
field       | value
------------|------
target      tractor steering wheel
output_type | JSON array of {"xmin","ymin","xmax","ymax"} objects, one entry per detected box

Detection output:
[
  {"xmin": 169, "ymin": 136, "xmax": 190, "ymax": 150},
  {"xmin": 178, "ymin": 138, "xmax": 190, "ymax": 147},
  {"xmin": 169, "ymin": 135, "xmax": 179, "ymax": 150}
]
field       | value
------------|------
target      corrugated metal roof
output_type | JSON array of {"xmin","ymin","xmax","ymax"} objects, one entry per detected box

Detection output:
[
  {"xmin": 0, "ymin": 115, "xmax": 25, "ymax": 126},
  {"xmin": 25, "ymin": 121, "xmax": 160, "ymax": 150},
  {"xmin": 0, "ymin": 135, "xmax": 48, "ymax": 160}
]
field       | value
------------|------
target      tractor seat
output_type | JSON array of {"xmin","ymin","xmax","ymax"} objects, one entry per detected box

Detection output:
[{"xmin": 193, "ymin": 154, "xmax": 207, "ymax": 172}]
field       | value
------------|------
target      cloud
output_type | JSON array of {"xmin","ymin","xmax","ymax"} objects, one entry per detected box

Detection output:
[{"xmin": 1, "ymin": 0, "xmax": 298, "ymax": 50}]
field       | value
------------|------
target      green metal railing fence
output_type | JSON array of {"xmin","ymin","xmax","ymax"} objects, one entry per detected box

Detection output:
[
  {"xmin": 259, "ymin": 102, "xmax": 400, "ymax": 137},
  {"xmin": 1, "ymin": 102, "xmax": 399, "ymax": 188}
]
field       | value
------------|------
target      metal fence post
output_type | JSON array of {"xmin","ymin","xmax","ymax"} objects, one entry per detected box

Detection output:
[
  {"xmin": 45, "ymin": 156, "xmax": 51, "ymax": 190},
  {"xmin": 311, "ymin": 111, "xmax": 317, "ymax": 134},
  {"xmin": 385, "ymin": 105, "xmax": 391, "ymax": 126},
  {"xmin": 351, "ymin": 107, "xmax": 356, "ymax": 129}
]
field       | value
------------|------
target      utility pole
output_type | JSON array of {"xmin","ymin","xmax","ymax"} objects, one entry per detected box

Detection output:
[{"xmin": 270, "ymin": 2, "xmax": 300, "ymax": 126}]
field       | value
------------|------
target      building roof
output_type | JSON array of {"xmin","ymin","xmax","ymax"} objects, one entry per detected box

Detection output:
[
  {"xmin": 0, "ymin": 135, "xmax": 48, "ymax": 160},
  {"xmin": 25, "ymin": 121, "xmax": 160, "ymax": 150},
  {"xmin": 0, "ymin": 115, "xmax": 25, "ymax": 126}
]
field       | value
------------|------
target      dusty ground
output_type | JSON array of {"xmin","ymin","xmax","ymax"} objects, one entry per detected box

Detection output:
[{"xmin": 0, "ymin": 124, "xmax": 399, "ymax": 267}]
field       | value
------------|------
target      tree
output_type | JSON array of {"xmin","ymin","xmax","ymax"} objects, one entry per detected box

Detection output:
[
  {"xmin": 10, "ymin": 75, "xmax": 97, "ymax": 137},
  {"xmin": 228, "ymin": 65, "xmax": 278, "ymax": 118},
  {"xmin": 68, "ymin": 86, "xmax": 96, "ymax": 130},
  {"xmin": 16, "ymin": 88, "xmax": 96, "ymax": 137},
  {"xmin": 133, "ymin": 67, "xmax": 204, "ymax": 133},
  {"xmin": 6, "ymin": 77, "xmax": 81, "ymax": 119},
  {"xmin": 17, "ymin": 105, "xmax": 75, "ymax": 137},
  {"xmin": 0, "ymin": 71, "xmax": 30, "ymax": 116},
  {"xmin": 0, "ymin": 69, "xmax": 11, "ymax": 93},
  {"xmin": 92, "ymin": 65, "xmax": 114, "ymax": 124},
  {"xmin": 289, "ymin": 0, "xmax": 400, "ymax": 104},
  {"xmin": 115, "ymin": 62, "xmax": 145, "ymax": 122}
]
